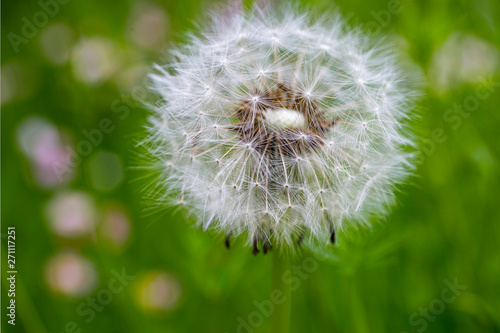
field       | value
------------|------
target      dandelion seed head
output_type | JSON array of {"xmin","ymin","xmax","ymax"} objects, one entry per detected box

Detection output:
[{"xmin": 144, "ymin": 3, "xmax": 421, "ymax": 250}]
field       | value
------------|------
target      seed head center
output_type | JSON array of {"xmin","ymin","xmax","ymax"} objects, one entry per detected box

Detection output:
[{"xmin": 263, "ymin": 108, "xmax": 307, "ymax": 131}]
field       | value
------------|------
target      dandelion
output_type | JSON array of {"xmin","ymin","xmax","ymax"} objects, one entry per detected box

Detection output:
[{"xmin": 144, "ymin": 3, "xmax": 420, "ymax": 253}]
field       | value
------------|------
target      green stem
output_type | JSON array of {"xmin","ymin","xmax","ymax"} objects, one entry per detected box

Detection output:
[
  {"xmin": 350, "ymin": 275, "xmax": 369, "ymax": 333},
  {"xmin": 270, "ymin": 252, "xmax": 291, "ymax": 333}
]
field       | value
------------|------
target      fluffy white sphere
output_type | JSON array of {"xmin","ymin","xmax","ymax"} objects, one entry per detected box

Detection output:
[{"xmin": 145, "ymin": 3, "xmax": 420, "ymax": 252}]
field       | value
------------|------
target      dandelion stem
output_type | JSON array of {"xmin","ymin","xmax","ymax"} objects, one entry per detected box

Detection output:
[{"xmin": 270, "ymin": 252, "xmax": 291, "ymax": 333}]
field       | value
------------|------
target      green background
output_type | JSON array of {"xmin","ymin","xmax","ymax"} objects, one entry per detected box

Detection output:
[{"xmin": 2, "ymin": 0, "xmax": 500, "ymax": 332}]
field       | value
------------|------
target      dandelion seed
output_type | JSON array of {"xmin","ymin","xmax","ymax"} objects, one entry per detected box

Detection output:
[{"xmin": 144, "ymin": 3, "xmax": 420, "ymax": 251}]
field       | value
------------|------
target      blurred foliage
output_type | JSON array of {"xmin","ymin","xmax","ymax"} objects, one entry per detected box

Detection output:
[{"xmin": 2, "ymin": 0, "xmax": 500, "ymax": 332}]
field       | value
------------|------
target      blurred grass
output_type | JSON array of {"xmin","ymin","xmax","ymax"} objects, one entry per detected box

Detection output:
[{"xmin": 2, "ymin": 0, "xmax": 500, "ymax": 332}]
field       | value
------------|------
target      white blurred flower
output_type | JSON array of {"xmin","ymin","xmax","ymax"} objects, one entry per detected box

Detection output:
[
  {"xmin": 113, "ymin": 62, "xmax": 148, "ymax": 93},
  {"xmin": 16, "ymin": 117, "xmax": 75, "ymax": 187},
  {"xmin": 39, "ymin": 23, "xmax": 75, "ymax": 65},
  {"xmin": 135, "ymin": 272, "xmax": 181, "ymax": 311},
  {"xmin": 71, "ymin": 37, "xmax": 121, "ymax": 84},
  {"xmin": 45, "ymin": 252, "xmax": 98, "ymax": 297},
  {"xmin": 128, "ymin": 3, "xmax": 169, "ymax": 50},
  {"xmin": 144, "ymin": 4, "xmax": 420, "ymax": 251},
  {"xmin": 1, "ymin": 61, "xmax": 38, "ymax": 105},
  {"xmin": 46, "ymin": 191, "xmax": 96, "ymax": 239},
  {"xmin": 429, "ymin": 33, "xmax": 499, "ymax": 93},
  {"xmin": 99, "ymin": 203, "xmax": 132, "ymax": 248}
]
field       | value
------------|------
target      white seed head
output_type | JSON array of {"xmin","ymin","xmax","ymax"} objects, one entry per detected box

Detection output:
[{"xmin": 144, "ymin": 3, "xmax": 421, "ymax": 250}]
